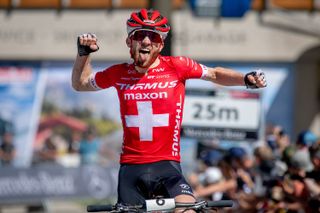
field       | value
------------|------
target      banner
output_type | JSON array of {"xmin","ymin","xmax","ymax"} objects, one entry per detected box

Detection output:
[
  {"xmin": 0, "ymin": 65, "xmax": 44, "ymax": 167},
  {"xmin": 0, "ymin": 165, "xmax": 118, "ymax": 203}
]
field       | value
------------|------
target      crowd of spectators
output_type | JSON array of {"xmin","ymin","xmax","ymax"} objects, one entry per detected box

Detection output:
[
  {"xmin": 1, "ymin": 118, "xmax": 320, "ymax": 212},
  {"xmin": 32, "ymin": 126, "xmax": 105, "ymax": 166},
  {"xmin": 188, "ymin": 126, "xmax": 320, "ymax": 212}
]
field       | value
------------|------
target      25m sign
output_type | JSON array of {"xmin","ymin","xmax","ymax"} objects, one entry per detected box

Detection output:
[{"xmin": 181, "ymin": 89, "xmax": 262, "ymax": 141}]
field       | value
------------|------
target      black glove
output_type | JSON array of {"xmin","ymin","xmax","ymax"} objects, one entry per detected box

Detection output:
[
  {"xmin": 244, "ymin": 71, "xmax": 266, "ymax": 89},
  {"xmin": 77, "ymin": 34, "xmax": 99, "ymax": 56}
]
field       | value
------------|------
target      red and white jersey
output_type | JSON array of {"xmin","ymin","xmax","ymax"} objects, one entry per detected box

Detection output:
[{"xmin": 90, "ymin": 55, "xmax": 208, "ymax": 164}]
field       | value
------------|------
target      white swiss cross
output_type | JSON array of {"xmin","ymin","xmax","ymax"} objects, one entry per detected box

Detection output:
[{"xmin": 125, "ymin": 101, "xmax": 169, "ymax": 141}]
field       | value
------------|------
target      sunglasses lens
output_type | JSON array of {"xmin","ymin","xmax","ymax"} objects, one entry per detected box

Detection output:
[{"xmin": 132, "ymin": 31, "xmax": 162, "ymax": 43}]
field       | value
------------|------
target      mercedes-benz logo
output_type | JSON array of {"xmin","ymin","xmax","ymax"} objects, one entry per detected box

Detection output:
[
  {"xmin": 82, "ymin": 166, "xmax": 112, "ymax": 199},
  {"xmin": 179, "ymin": 184, "xmax": 190, "ymax": 190}
]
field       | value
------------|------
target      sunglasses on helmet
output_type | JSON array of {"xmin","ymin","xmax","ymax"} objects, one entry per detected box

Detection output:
[{"xmin": 131, "ymin": 30, "xmax": 163, "ymax": 43}]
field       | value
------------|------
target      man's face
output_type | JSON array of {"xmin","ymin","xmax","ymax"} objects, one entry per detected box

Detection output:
[{"xmin": 127, "ymin": 30, "xmax": 164, "ymax": 68}]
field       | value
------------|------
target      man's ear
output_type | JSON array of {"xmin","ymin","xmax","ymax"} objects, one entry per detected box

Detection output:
[
  {"xmin": 159, "ymin": 41, "xmax": 164, "ymax": 52},
  {"xmin": 126, "ymin": 37, "xmax": 132, "ymax": 48}
]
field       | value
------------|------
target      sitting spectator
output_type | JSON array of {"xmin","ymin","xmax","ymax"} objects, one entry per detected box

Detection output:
[
  {"xmin": 79, "ymin": 127, "xmax": 101, "ymax": 164},
  {"xmin": 0, "ymin": 131, "xmax": 16, "ymax": 166}
]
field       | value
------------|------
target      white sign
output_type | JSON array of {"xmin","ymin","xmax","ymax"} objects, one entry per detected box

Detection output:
[
  {"xmin": 182, "ymin": 89, "xmax": 262, "ymax": 141},
  {"xmin": 183, "ymin": 96, "xmax": 260, "ymax": 129}
]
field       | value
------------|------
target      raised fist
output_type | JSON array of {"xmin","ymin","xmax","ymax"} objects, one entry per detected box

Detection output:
[
  {"xmin": 244, "ymin": 70, "xmax": 267, "ymax": 89},
  {"xmin": 77, "ymin": 33, "xmax": 99, "ymax": 56}
]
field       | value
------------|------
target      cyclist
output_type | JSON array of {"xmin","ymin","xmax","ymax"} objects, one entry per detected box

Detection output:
[{"xmin": 72, "ymin": 8, "xmax": 266, "ymax": 210}]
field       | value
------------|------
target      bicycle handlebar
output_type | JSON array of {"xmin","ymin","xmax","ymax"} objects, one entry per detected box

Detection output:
[
  {"xmin": 87, "ymin": 199, "xmax": 233, "ymax": 212},
  {"xmin": 87, "ymin": 205, "xmax": 113, "ymax": 212},
  {"xmin": 207, "ymin": 200, "xmax": 234, "ymax": 208}
]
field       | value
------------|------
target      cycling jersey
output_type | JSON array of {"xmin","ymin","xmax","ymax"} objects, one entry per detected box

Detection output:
[{"xmin": 90, "ymin": 55, "xmax": 208, "ymax": 164}]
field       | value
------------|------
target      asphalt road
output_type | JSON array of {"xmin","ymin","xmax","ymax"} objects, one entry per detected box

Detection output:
[{"xmin": 0, "ymin": 200, "xmax": 87, "ymax": 213}]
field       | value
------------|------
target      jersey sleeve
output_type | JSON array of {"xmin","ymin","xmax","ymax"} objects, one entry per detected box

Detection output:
[
  {"xmin": 89, "ymin": 64, "xmax": 122, "ymax": 90},
  {"xmin": 172, "ymin": 56, "xmax": 208, "ymax": 81}
]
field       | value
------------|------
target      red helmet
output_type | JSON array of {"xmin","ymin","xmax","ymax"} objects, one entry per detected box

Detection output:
[{"xmin": 127, "ymin": 9, "xmax": 170, "ymax": 40}]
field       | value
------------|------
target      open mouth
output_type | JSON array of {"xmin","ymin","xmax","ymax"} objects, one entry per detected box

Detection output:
[{"xmin": 139, "ymin": 49, "xmax": 150, "ymax": 54}]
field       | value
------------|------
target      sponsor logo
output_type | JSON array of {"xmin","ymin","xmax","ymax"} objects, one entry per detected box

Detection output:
[
  {"xmin": 147, "ymin": 74, "xmax": 170, "ymax": 79},
  {"xmin": 157, "ymin": 74, "xmax": 170, "ymax": 79},
  {"xmin": 151, "ymin": 67, "xmax": 165, "ymax": 72},
  {"xmin": 116, "ymin": 80, "xmax": 178, "ymax": 90},
  {"xmin": 181, "ymin": 190, "xmax": 193, "ymax": 195},
  {"xmin": 172, "ymin": 95, "xmax": 182, "ymax": 156},
  {"xmin": 180, "ymin": 184, "xmax": 190, "ymax": 190},
  {"xmin": 124, "ymin": 92, "xmax": 168, "ymax": 100},
  {"xmin": 147, "ymin": 75, "xmax": 156, "ymax": 79}
]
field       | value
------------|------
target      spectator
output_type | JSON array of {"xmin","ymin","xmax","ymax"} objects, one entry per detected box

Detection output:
[
  {"xmin": 35, "ymin": 137, "xmax": 58, "ymax": 164},
  {"xmin": 290, "ymin": 148, "xmax": 314, "ymax": 174},
  {"xmin": 253, "ymin": 145, "xmax": 287, "ymax": 197},
  {"xmin": 281, "ymin": 145, "xmax": 296, "ymax": 168},
  {"xmin": 79, "ymin": 127, "xmax": 101, "ymax": 164},
  {"xmin": 309, "ymin": 144, "xmax": 320, "ymax": 172},
  {"xmin": 227, "ymin": 147, "xmax": 259, "ymax": 211},
  {"xmin": 0, "ymin": 131, "xmax": 16, "ymax": 166},
  {"xmin": 296, "ymin": 130, "xmax": 318, "ymax": 149},
  {"xmin": 228, "ymin": 147, "xmax": 255, "ymax": 191},
  {"xmin": 193, "ymin": 165, "xmax": 237, "ymax": 203},
  {"xmin": 189, "ymin": 150, "xmax": 225, "ymax": 201},
  {"xmin": 193, "ymin": 147, "xmax": 259, "ymax": 211},
  {"xmin": 276, "ymin": 147, "xmax": 313, "ymax": 212},
  {"xmin": 254, "ymin": 145, "xmax": 275, "ymax": 179},
  {"xmin": 267, "ymin": 125, "xmax": 290, "ymax": 160},
  {"xmin": 68, "ymin": 131, "xmax": 82, "ymax": 154},
  {"xmin": 305, "ymin": 145, "xmax": 320, "ymax": 211}
]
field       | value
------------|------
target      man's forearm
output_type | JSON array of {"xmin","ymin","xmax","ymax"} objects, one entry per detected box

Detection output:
[
  {"xmin": 206, "ymin": 67, "xmax": 245, "ymax": 86},
  {"xmin": 72, "ymin": 55, "xmax": 94, "ymax": 91}
]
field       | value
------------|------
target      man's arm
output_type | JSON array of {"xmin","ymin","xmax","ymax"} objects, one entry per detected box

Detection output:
[
  {"xmin": 71, "ymin": 33, "xmax": 99, "ymax": 91},
  {"xmin": 193, "ymin": 179, "xmax": 237, "ymax": 198},
  {"xmin": 203, "ymin": 67, "xmax": 267, "ymax": 88},
  {"xmin": 72, "ymin": 55, "xmax": 96, "ymax": 91}
]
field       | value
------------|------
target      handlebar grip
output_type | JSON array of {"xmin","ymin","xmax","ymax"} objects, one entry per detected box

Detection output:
[
  {"xmin": 87, "ymin": 205, "xmax": 113, "ymax": 212},
  {"xmin": 207, "ymin": 200, "xmax": 233, "ymax": 208}
]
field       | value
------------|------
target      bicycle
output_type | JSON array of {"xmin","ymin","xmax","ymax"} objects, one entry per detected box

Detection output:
[{"xmin": 87, "ymin": 198, "xmax": 233, "ymax": 212}]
